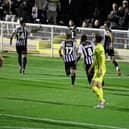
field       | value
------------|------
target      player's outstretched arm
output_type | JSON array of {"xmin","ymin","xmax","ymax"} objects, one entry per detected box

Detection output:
[
  {"xmin": 10, "ymin": 32, "xmax": 15, "ymax": 46},
  {"xmin": 88, "ymin": 55, "xmax": 96, "ymax": 74},
  {"xmin": 88, "ymin": 62, "xmax": 94, "ymax": 75},
  {"xmin": 59, "ymin": 47, "xmax": 63, "ymax": 58}
]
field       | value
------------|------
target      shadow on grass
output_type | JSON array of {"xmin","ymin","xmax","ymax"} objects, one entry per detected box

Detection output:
[
  {"xmin": 2, "ymin": 96, "xmax": 129, "ymax": 113},
  {"xmin": 107, "ymin": 105, "xmax": 129, "ymax": 112},
  {"xmin": 104, "ymin": 88, "xmax": 129, "ymax": 92},
  {"xmin": 2, "ymin": 97, "xmax": 91, "ymax": 109},
  {"xmin": 111, "ymin": 93, "xmax": 129, "ymax": 97},
  {"xmin": 0, "ymin": 115, "xmax": 100, "ymax": 129},
  {"xmin": 0, "ymin": 77, "xmax": 71, "ymax": 91}
]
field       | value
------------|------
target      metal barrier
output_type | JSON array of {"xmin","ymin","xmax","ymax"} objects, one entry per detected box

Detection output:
[{"xmin": 0, "ymin": 21, "xmax": 129, "ymax": 58}]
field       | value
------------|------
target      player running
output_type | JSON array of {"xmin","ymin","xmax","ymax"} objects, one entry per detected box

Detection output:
[
  {"xmin": 88, "ymin": 34, "xmax": 106, "ymax": 109},
  {"xmin": 59, "ymin": 32, "xmax": 78, "ymax": 88},
  {"xmin": 77, "ymin": 34, "xmax": 94, "ymax": 84},
  {"xmin": 10, "ymin": 18, "xmax": 29, "ymax": 74},
  {"xmin": 104, "ymin": 21, "xmax": 121, "ymax": 76}
]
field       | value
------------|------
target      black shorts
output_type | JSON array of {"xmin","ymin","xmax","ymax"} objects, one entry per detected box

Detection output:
[
  {"xmin": 105, "ymin": 48, "xmax": 114, "ymax": 56},
  {"xmin": 65, "ymin": 61, "xmax": 76, "ymax": 76},
  {"xmin": 16, "ymin": 45, "xmax": 27, "ymax": 55}
]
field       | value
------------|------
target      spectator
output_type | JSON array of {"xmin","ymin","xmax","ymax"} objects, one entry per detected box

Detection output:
[
  {"xmin": 14, "ymin": 0, "xmax": 34, "ymax": 22},
  {"xmin": 81, "ymin": 19, "xmax": 89, "ymax": 28},
  {"xmin": 11, "ymin": 0, "xmax": 17, "ymax": 16},
  {"xmin": 34, "ymin": 0, "xmax": 47, "ymax": 24},
  {"xmin": 3, "ymin": 0, "xmax": 12, "ymax": 15},
  {"xmin": 122, "ymin": 0, "xmax": 129, "ymax": 29},
  {"xmin": 68, "ymin": 19, "xmax": 77, "ymax": 39},
  {"xmin": 26, "ymin": 0, "xmax": 35, "ymax": 22},
  {"xmin": 108, "ymin": 3, "xmax": 119, "ymax": 29},
  {"xmin": 3, "ymin": 0, "xmax": 16, "ymax": 21},
  {"xmin": 32, "ymin": 3, "xmax": 38, "ymax": 23},
  {"xmin": 92, "ymin": 19, "xmax": 101, "ymax": 28},
  {"xmin": 68, "ymin": 19, "xmax": 75, "ymax": 27},
  {"xmin": 45, "ymin": 0, "xmax": 61, "ymax": 24},
  {"xmin": 122, "ymin": 0, "xmax": 128, "ymax": 11},
  {"xmin": 0, "ymin": 0, "xmax": 4, "ymax": 20},
  {"xmin": 13, "ymin": 0, "xmax": 22, "ymax": 18},
  {"xmin": 117, "ymin": 6, "xmax": 128, "ymax": 30},
  {"xmin": 17, "ymin": 1, "xmax": 27, "ymax": 19}
]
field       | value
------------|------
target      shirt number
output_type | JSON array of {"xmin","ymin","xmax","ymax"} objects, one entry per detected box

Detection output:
[
  {"xmin": 86, "ymin": 47, "xmax": 93, "ymax": 56},
  {"xmin": 65, "ymin": 47, "xmax": 73, "ymax": 55}
]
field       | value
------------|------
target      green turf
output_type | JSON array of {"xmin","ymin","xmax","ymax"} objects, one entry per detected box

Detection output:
[{"xmin": 0, "ymin": 53, "xmax": 129, "ymax": 129}]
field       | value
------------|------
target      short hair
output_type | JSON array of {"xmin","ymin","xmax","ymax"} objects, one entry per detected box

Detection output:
[
  {"xmin": 66, "ymin": 32, "xmax": 71, "ymax": 39},
  {"xmin": 104, "ymin": 21, "xmax": 110, "ymax": 28},
  {"xmin": 81, "ymin": 34, "xmax": 87, "ymax": 42},
  {"xmin": 123, "ymin": 0, "xmax": 128, "ymax": 4},
  {"xmin": 19, "ymin": 17, "xmax": 25, "ymax": 25},
  {"xmin": 95, "ymin": 34, "xmax": 103, "ymax": 42}
]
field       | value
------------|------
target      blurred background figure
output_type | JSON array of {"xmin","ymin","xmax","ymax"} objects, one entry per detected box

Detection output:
[
  {"xmin": 122, "ymin": 0, "xmax": 128, "ymax": 11},
  {"xmin": 68, "ymin": 19, "xmax": 77, "ymax": 39},
  {"xmin": 0, "ymin": 0, "xmax": 4, "ymax": 20},
  {"xmin": 34, "ymin": 0, "xmax": 47, "ymax": 24},
  {"xmin": 44, "ymin": 0, "xmax": 61, "ymax": 24},
  {"xmin": 121, "ymin": 0, "xmax": 129, "ymax": 30},
  {"xmin": 81, "ymin": 19, "xmax": 89, "ymax": 28},
  {"xmin": 3, "ymin": 0, "xmax": 12, "ymax": 15},
  {"xmin": 107, "ymin": 3, "xmax": 119, "ymax": 29},
  {"xmin": 92, "ymin": 19, "xmax": 101, "ymax": 28},
  {"xmin": 32, "ymin": 3, "xmax": 38, "ymax": 23}
]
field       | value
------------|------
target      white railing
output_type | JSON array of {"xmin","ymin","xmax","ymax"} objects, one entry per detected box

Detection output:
[{"xmin": 0, "ymin": 21, "xmax": 129, "ymax": 58}]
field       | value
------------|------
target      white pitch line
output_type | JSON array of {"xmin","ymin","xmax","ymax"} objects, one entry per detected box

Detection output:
[
  {"xmin": 0, "ymin": 113, "xmax": 127, "ymax": 129},
  {"xmin": 19, "ymin": 76, "xmax": 129, "ymax": 81},
  {"xmin": 1, "ymin": 76, "xmax": 129, "ymax": 91},
  {"xmin": 4, "ymin": 64, "xmax": 128, "ymax": 76},
  {"xmin": 1, "ymin": 76, "xmax": 129, "ymax": 82}
]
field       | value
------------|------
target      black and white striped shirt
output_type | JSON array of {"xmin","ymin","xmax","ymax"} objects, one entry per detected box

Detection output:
[
  {"xmin": 61, "ymin": 40, "xmax": 78, "ymax": 62},
  {"xmin": 14, "ymin": 26, "xmax": 28, "ymax": 46},
  {"xmin": 78, "ymin": 41, "xmax": 94, "ymax": 65}
]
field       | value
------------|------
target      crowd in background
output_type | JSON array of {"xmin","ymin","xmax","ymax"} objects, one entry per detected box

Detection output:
[
  {"xmin": 0, "ymin": 0, "xmax": 35, "ymax": 22},
  {"xmin": 80, "ymin": 0, "xmax": 129, "ymax": 30},
  {"xmin": 0, "ymin": 0, "xmax": 129, "ymax": 30}
]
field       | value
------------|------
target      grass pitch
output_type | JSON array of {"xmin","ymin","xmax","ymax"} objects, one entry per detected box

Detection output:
[{"xmin": 0, "ymin": 53, "xmax": 129, "ymax": 129}]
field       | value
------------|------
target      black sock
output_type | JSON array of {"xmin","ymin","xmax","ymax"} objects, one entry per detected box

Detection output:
[
  {"xmin": 71, "ymin": 73, "xmax": 76, "ymax": 85},
  {"xmin": 18, "ymin": 54, "xmax": 22, "ymax": 67},
  {"xmin": 102, "ymin": 80, "xmax": 104, "ymax": 86},
  {"xmin": 23, "ymin": 57, "xmax": 27, "ymax": 70},
  {"xmin": 113, "ymin": 60, "xmax": 118, "ymax": 70}
]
